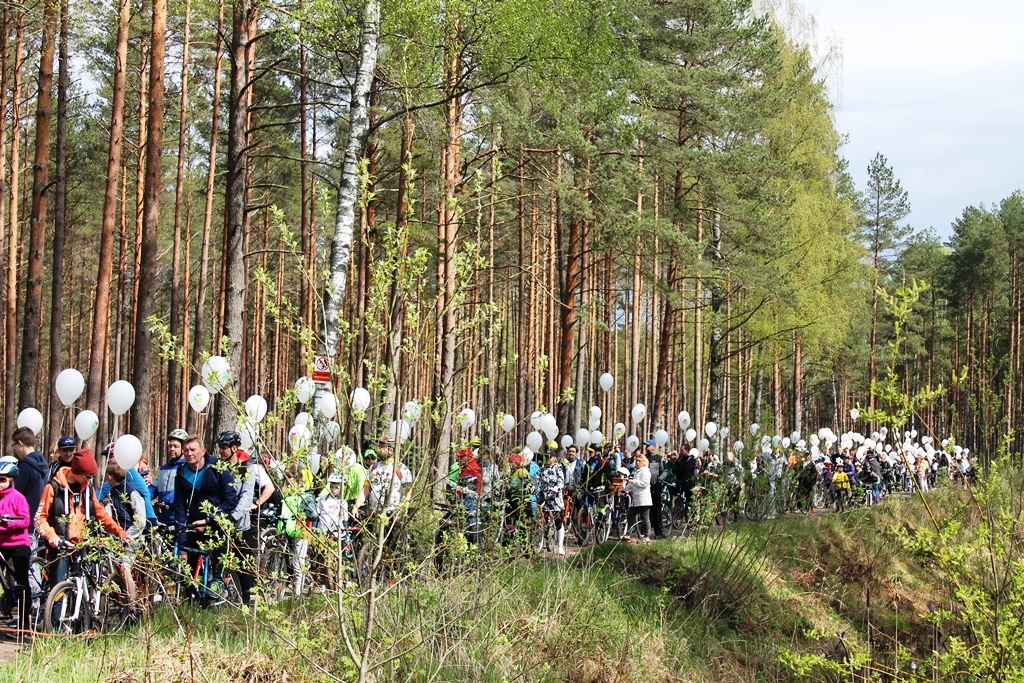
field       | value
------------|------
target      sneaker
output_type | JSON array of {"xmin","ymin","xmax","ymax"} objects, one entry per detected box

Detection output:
[
  {"xmin": 640, "ymin": 537, "xmax": 651, "ymax": 544},
  {"xmin": 557, "ymin": 547, "xmax": 565, "ymax": 556},
  {"xmin": 622, "ymin": 535, "xmax": 633, "ymax": 543}
]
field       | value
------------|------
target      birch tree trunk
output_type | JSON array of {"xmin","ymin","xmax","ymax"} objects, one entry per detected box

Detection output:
[{"xmin": 322, "ymin": 0, "xmax": 380, "ymax": 358}]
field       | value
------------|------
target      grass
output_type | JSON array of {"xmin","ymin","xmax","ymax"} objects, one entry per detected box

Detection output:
[{"xmin": 6, "ymin": 490, "xmax": 966, "ymax": 683}]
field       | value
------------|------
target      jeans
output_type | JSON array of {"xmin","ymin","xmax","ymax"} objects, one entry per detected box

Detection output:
[{"xmin": 628, "ymin": 506, "xmax": 651, "ymax": 538}]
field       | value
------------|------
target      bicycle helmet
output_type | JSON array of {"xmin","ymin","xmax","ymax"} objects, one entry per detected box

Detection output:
[
  {"xmin": 0, "ymin": 456, "xmax": 18, "ymax": 477},
  {"xmin": 616, "ymin": 466, "xmax": 630, "ymax": 477},
  {"xmin": 168, "ymin": 428, "xmax": 189, "ymax": 443},
  {"xmin": 327, "ymin": 472, "xmax": 344, "ymax": 484},
  {"xmin": 216, "ymin": 431, "xmax": 242, "ymax": 447}
]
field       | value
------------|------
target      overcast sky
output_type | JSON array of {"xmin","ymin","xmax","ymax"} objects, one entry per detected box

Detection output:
[{"xmin": 792, "ymin": 0, "xmax": 1024, "ymax": 239}]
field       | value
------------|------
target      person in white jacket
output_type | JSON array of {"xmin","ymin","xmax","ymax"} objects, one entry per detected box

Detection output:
[{"xmin": 624, "ymin": 454, "xmax": 653, "ymax": 543}]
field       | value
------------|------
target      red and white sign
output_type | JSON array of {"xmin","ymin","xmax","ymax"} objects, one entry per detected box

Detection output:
[{"xmin": 312, "ymin": 355, "xmax": 332, "ymax": 383}]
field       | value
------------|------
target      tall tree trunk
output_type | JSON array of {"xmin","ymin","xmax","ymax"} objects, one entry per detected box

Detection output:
[
  {"xmin": 131, "ymin": 0, "xmax": 167, "ymax": 449},
  {"xmin": 47, "ymin": 0, "xmax": 70, "ymax": 438},
  {"xmin": 431, "ymin": 38, "xmax": 464, "ymax": 492},
  {"xmin": 706, "ymin": 213, "xmax": 725, "ymax": 426},
  {"xmin": 1, "ymin": 4, "xmax": 17, "ymax": 438},
  {"xmin": 167, "ymin": 0, "xmax": 190, "ymax": 435},
  {"xmin": 215, "ymin": 0, "xmax": 255, "ymax": 434},
  {"xmin": 18, "ymin": 0, "xmax": 57, "ymax": 411},
  {"xmin": 556, "ymin": 177, "xmax": 583, "ymax": 431},
  {"xmin": 189, "ymin": 0, "xmax": 223, "ymax": 402},
  {"xmin": 381, "ymin": 113, "xmax": 414, "ymax": 422},
  {"xmin": 322, "ymin": 0, "xmax": 380, "ymax": 357},
  {"xmin": 87, "ymin": 0, "xmax": 129, "ymax": 414}
]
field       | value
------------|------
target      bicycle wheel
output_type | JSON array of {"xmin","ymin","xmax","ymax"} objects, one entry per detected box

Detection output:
[
  {"xmin": 574, "ymin": 505, "xmax": 593, "ymax": 547},
  {"xmin": 670, "ymin": 497, "xmax": 687, "ymax": 531},
  {"xmin": 44, "ymin": 579, "xmax": 91, "ymax": 634},
  {"xmin": 660, "ymin": 501, "xmax": 672, "ymax": 535},
  {"xmin": 209, "ymin": 570, "xmax": 244, "ymax": 608},
  {"xmin": 98, "ymin": 574, "xmax": 130, "ymax": 632},
  {"xmin": 260, "ymin": 547, "xmax": 290, "ymax": 602}
]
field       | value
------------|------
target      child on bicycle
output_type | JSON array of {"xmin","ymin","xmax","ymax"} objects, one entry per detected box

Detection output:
[{"xmin": 0, "ymin": 457, "xmax": 32, "ymax": 634}]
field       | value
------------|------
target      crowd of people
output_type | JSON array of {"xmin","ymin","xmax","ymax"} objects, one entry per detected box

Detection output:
[{"xmin": 0, "ymin": 421, "xmax": 976, "ymax": 639}]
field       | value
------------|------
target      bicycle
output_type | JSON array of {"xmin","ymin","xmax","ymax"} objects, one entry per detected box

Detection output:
[
  {"xmin": 174, "ymin": 531, "xmax": 244, "ymax": 608},
  {"xmin": 0, "ymin": 516, "xmax": 47, "ymax": 632},
  {"xmin": 573, "ymin": 486, "xmax": 606, "ymax": 547},
  {"xmin": 43, "ymin": 539, "xmax": 130, "ymax": 634}
]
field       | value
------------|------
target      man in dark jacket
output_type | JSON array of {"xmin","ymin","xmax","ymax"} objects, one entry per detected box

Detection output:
[
  {"xmin": 173, "ymin": 437, "xmax": 239, "ymax": 545},
  {"xmin": 644, "ymin": 440, "xmax": 666, "ymax": 537},
  {"xmin": 11, "ymin": 427, "xmax": 48, "ymax": 520}
]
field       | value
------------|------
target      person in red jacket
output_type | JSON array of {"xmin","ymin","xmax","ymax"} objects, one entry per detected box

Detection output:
[
  {"xmin": 0, "ymin": 457, "xmax": 32, "ymax": 633},
  {"xmin": 456, "ymin": 449, "xmax": 484, "ymax": 495},
  {"xmin": 35, "ymin": 449, "xmax": 131, "ymax": 584}
]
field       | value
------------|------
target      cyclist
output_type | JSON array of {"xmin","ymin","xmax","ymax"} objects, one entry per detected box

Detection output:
[
  {"xmin": 49, "ymin": 436, "xmax": 77, "ymax": 480},
  {"xmin": 10, "ymin": 427, "xmax": 48, "ymax": 522},
  {"xmin": 0, "ymin": 457, "xmax": 31, "ymax": 633},
  {"xmin": 505, "ymin": 452, "xmax": 534, "ymax": 540},
  {"xmin": 155, "ymin": 429, "xmax": 189, "ymax": 521},
  {"xmin": 671, "ymin": 447, "xmax": 698, "ymax": 522},
  {"xmin": 172, "ymin": 437, "xmax": 239, "ymax": 556},
  {"xmin": 96, "ymin": 442, "xmax": 157, "ymax": 528},
  {"xmin": 216, "ymin": 430, "xmax": 264, "ymax": 605},
  {"xmin": 103, "ymin": 461, "xmax": 148, "ymax": 610},
  {"xmin": 35, "ymin": 449, "xmax": 132, "ymax": 583},
  {"xmin": 537, "ymin": 452, "xmax": 566, "ymax": 555},
  {"xmin": 644, "ymin": 440, "xmax": 666, "ymax": 537}
]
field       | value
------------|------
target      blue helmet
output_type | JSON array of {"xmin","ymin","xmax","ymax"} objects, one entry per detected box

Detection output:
[{"xmin": 0, "ymin": 456, "xmax": 18, "ymax": 478}]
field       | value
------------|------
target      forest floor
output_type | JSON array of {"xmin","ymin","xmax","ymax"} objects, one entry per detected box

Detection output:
[{"xmin": 3, "ymin": 489, "xmax": 954, "ymax": 683}]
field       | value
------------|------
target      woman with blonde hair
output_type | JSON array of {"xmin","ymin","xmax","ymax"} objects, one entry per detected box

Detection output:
[{"xmin": 624, "ymin": 453, "xmax": 652, "ymax": 543}]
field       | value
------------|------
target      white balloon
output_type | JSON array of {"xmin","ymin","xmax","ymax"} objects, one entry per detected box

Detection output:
[
  {"xmin": 294, "ymin": 411, "xmax": 311, "ymax": 427},
  {"xmin": 575, "ymin": 428, "xmax": 590, "ymax": 447},
  {"xmin": 106, "ymin": 380, "xmax": 136, "ymax": 416},
  {"xmin": 791, "ymin": 431, "xmax": 800, "ymax": 443},
  {"xmin": 458, "ymin": 408, "xmax": 476, "ymax": 430},
  {"xmin": 350, "ymin": 387, "xmax": 371, "ymax": 412},
  {"xmin": 388, "ymin": 419, "xmax": 411, "ymax": 442},
  {"xmin": 590, "ymin": 430, "xmax": 603, "ymax": 445},
  {"xmin": 521, "ymin": 447, "xmax": 534, "ymax": 463},
  {"xmin": 323, "ymin": 421, "xmax": 341, "ymax": 442},
  {"xmin": 201, "ymin": 356, "xmax": 232, "ymax": 394},
  {"xmin": 797, "ymin": 439, "xmax": 806, "ymax": 450},
  {"xmin": 501, "ymin": 414, "xmax": 516, "ymax": 432},
  {"xmin": 720, "ymin": 427, "xmax": 730, "ymax": 439},
  {"xmin": 750, "ymin": 423, "xmax": 759, "ymax": 436},
  {"xmin": 113, "ymin": 434, "xmax": 143, "ymax": 470},
  {"xmin": 910, "ymin": 429, "xmax": 918, "ymax": 439},
  {"xmin": 561, "ymin": 435, "xmax": 574, "ymax": 449},
  {"xmin": 734, "ymin": 440, "xmax": 744, "ymax": 453},
  {"xmin": 187, "ymin": 385, "xmax": 211, "ymax": 413},
  {"xmin": 809, "ymin": 434, "xmax": 819, "ymax": 447},
  {"xmin": 685, "ymin": 428, "xmax": 697, "ymax": 443},
  {"xmin": 599, "ymin": 373, "xmax": 614, "ymax": 391},
  {"xmin": 245, "ymin": 395, "xmax": 269, "ymax": 423},
  {"xmin": 295, "ymin": 377, "xmax": 316, "ymax": 404},
  {"xmin": 698, "ymin": 438, "xmax": 710, "ymax": 451},
  {"xmin": 613, "ymin": 422, "xmax": 626, "ymax": 439},
  {"xmin": 588, "ymin": 416, "xmax": 601, "ymax": 431},
  {"xmin": 704, "ymin": 422, "xmax": 717, "ymax": 438},
  {"xmin": 310, "ymin": 450, "xmax": 322, "ymax": 475},
  {"xmin": 782, "ymin": 437, "xmax": 791, "ymax": 448},
  {"xmin": 526, "ymin": 431, "xmax": 544, "ymax": 452},
  {"xmin": 289, "ymin": 424, "xmax": 312, "ymax": 451},
  {"xmin": 850, "ymin": 408, "xmax": 860, "ymax": 421},
  {"xmin": 540, "ymin": 413, "xmax": 557, "ymax": 437},
  {"xmin": 55, "ymin": 369, "xmax": 85, "ymax": 407},
  {"xmin": 16, "ymin": 408, "xmax": 43, "ymax": 435},
  {"xmin": 631, "ymin": 403, "xmax": 646, "ymax": 424},
  {"xmin": 654, "ymin": 429, "xmax": 669, "ymax": 447},
  {"xmin": 317, "ymin": 394, "xmax": 339, "ymax": 419},
  {"xmin": 402, "ymin": 401, "xmax": 422, "ymax": 424},
  {"xmin": 74, "ymin": 410, "xmax": 99, "ymax": 441},
  {"xmin": 626, "ymin": 435, "xmax": 640, "ymax": 451},
  {"xmin": 589, "ymin": 406, "xmax": 602, "ymax": 420},
  {"xmin": 772, "ymin": 435, "xmax": 782, "ymax": 447},
  {"xmin": 530, "ymin": 411, "xmax": 543, "ymax": 429},
  {"xmin": 678, "ymin": 411, "xmax": 691, "ymax": 430},
  {"xmin": 237, "ymin": 420, "xmax": 259, "ymax": 450}
]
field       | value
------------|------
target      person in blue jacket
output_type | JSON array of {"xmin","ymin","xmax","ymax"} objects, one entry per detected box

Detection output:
[{"xmin": 172, "ymin": 436, "xmax": 239, "ymax": 546}]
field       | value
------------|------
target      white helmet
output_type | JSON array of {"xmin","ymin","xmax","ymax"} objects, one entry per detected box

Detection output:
[
  {"xmin": 617, "ymin": 467, "xmax": 630, "ymax": 477},
  {"xmin": 327, "ymin": 472, "xmax": 344, "ymax": 484}
]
